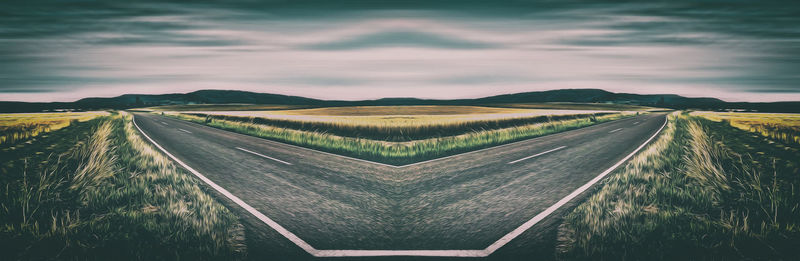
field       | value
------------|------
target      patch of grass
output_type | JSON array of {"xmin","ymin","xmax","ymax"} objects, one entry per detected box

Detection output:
[
  {"xmin": 485, "ymin": 102, "xmax": 658, "ymax": 111},
  {"xmin": 168, "ymin": 112, "xmax": 630, "ymax": 165},
  {"xmin": 557, "ymin": 113, "xmax": 800, "ymax": 260},
  {"xmin": 0, "ymin": 112, "xmax": 108, "ymax": 145},
  {"xmin": 145, "ymin": 104, "xmax": 313, "ymax": 112},
  {"xmin": 185, "ymin": 111, "xmax": 619, "ymax": 141},
  {"xmin": 692, "ymin": 111, "xmax": 800, "ymax": 146},
  {"xmin": 0, "ymin": 113, "xmax": 245, "ymax": 260}
]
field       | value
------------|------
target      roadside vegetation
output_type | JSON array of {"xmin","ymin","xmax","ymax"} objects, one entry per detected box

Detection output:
[
  {"xmin": 485, "ymin": 102, "xmax": 658, "ymax": 111},
  {"xmin": 0, "ymin": 112, "xmax": 245, "ymax": 260},
  {"xmin": 184, "ymin": 111, "xmax": 619, "ymax": 141},
  {"xmin": 166, "ymin": 111, "xmax": 632, "ymax": 165},
  {"xmin": 0, "ymin": 112, "xmax": 108, "ymax": 145},
  {"xmin": 144, "ymin": 104, "xmax": 312, "ymax": 112},
  {"xmin": 557, "ymin": 112, "xmax": 800, "ymax": 260}
]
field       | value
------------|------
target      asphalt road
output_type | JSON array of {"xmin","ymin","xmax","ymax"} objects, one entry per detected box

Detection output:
[{"xmin": 131, "ymin": 111, "xmax": 667, "ymax": 259}]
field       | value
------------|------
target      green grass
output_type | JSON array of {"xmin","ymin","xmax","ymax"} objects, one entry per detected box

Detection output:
[
  {"xmin": 186, "ymin": 112, "xmax": 618, "ymax": 141},
  {"xmin": 484, "ymin": 102, "xmax": 659, "ymax": 111},
  {"xmin": 168, "ymin": 112, "xmax": 631, "ymax": 165},
  {"xmin": 0, "ymin": 113, "xmax": 245, "ymax": 260},
  {"xmin": 557, "ymin": 113, "xmax": 800, "ymax": 260},
  {"xmin": 145, "ymin": 104, "xmax": 313, "ymax": 111}
]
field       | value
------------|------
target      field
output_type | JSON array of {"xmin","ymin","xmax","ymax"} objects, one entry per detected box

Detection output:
[
  {"xmin": 486, "ymin": 102, "xmax": 658, "ymax": 111},
  {"xmin": 557, "ymin": 112, "xmax": 800, "ymax": 260},
  {"xmin": 162, "ymin": 105, "xmax": 635, "ymax": 165},
  {"xmin": 691, "ymin": 111, "xmax": 800, "ymax": 146},
  {"xmin": 180, "ymin": 106, "xmax": 621, "ymax": 141},
  {"xmin": 0, "ymin": 111, "xmax": 109, "ymax": 145},
  {"xmin": 0, "ymin": 112, "xmax": 244, "ymax": 260},
  {"xmin": 144, "ymin": 104, "xmax": 313, "ymax": 112}
]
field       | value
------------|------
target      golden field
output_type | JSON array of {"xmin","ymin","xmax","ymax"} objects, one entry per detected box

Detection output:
[
  {"xmin": 0, "ymin": 111, "xmax": 109, "ymax": 145},
  {"xmin": 177, "ymin": 105, "xmax": 623, "ymax": 129},
  {"xmin": 691, "ymin": 111, "xmax": 800, "ymax": 145}
]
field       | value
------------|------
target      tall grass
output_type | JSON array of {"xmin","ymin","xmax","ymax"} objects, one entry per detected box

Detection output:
[
  {"xmin": 557, "ymin": 114, "xmax": 800, "ymax": 260},
  {"xmin": 1, "ymin": 114, "xmax": 245, "ymax": 260},
  {"xmin": 186, "ymin": 112, "xmax": 616, "ymax": 141},
  {"xmin": 170, "ymin": 113, "xmax": 629, "ymax": 165}
]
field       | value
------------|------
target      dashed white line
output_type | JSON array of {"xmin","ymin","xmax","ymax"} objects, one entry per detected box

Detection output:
[
  {"xmin": 178, "ymin": 128, "xmax": 192, "ymax": 134},
  {"xmin": 633, "ymin": 121, "xmax": 640, "ymax": 125},
  {"xmin": 507, "ymin": 146, "xmax": 567, "ymax": 164},
  {"xmin": 161, "ymin": 121, "xmax": 169, "ymax": 125},
  {"xmin": 609, "ymin": 128, "xmax": 623, "ymax": 133},
  {"xmin": 235, "ymin": 147, "xmax": 293, "ymax": 165}
]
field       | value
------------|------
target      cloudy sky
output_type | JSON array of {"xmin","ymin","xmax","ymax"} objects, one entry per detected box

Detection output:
[{"xmin": 2, "ymin": 0, "xmax": 799, "ymax": 102}]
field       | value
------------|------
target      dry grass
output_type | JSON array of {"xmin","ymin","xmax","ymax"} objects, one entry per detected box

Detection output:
[
  {"xmin": 176, "ymin": 106, "xmax": 623, "ymax": 141},
  {"xmin": 1, "ymin": 113, "xmax": 245, "ymax": 260},
  {"xmin": 558, "ymin": 113, "xmax": 800, "ymax": 260},
  {"xmin": 169, "ymin": 112, "xmax": 630, "ymax": 165},
  {"xmin": 144, "ymin": 104, "xmax": 311, "ymax": 112},
  {"xmin": 0, "ymin": 112, "xmax": 109, "ymax": 145},
  {"xmin": 692, "ymin": 111, "xmax": 800, "ymax": 146}
]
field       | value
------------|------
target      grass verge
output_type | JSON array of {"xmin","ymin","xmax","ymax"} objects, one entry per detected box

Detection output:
[
  {"xmin": 557, "ymin": 113, "xmax": 800, "ymax": 260},
  {"xmin": 0, "ymin": 113, "xmax": 245, "ymax": 260},
  {"xmin": 166, "ymin": 112, "xmax": 632, "ymax": 165}
]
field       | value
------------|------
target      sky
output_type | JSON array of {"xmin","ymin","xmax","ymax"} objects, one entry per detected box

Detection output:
[{"xmin": 1, "ymin": 0, "xmax": 799, "ymax": 102}]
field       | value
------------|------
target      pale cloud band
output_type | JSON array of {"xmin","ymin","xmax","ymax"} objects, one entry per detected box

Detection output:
[{"xmin": 1, "ymin": 1, "xmax": 799, "ymax": 102}]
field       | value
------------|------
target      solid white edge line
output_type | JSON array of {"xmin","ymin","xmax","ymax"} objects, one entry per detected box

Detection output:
[
  {"xmin": 131, "ymin": 114, "xmax": 318, "ymax": 255},
  {"xmin": 132, "ymin": 113, "xmax": 668, "ymax": 257},
  {"xmin": 483, "ymin": 114, "xmax": 668, "ymax": 255},
  {"xmin": 236, "ymin": 147, "xmax": 293, "ymax": 165},
  {"xmin": 507, "ymin": 146, "xmax": 567, "ymax": 164}
]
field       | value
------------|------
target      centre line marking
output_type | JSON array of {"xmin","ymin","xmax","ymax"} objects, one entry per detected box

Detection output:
[
  {"xmin": 178, "ymin": 128, "xmax": 192, "ymax": 134},
  {"xmin": 609, "ymin": 128, "xmax": 623, "ymax": 133},
  {"xmin": 508, "ymin": 146, "xmax": 567, "ymax": 164},
  {"xmin": 236, "ymin": 147, "xmax": 293, "ymax": 165},
  {"xmin": 633, "ymin": 121, "xmax": 640, "ymax": 125},
  {"xmin": 161, "ymin": 121, "xmax": 169, "ymax": 125}
]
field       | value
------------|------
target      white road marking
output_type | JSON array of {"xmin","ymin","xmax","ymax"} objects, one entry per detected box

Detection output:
[
  {"xmin": 161, "ymin": 121, "xmax": 169, "ymax": 125},
  {"xmin": 236, "ymin": 147, "xmax": 293, "ymax": 165},
  {"xmin": 178, "ymin": 128, "xmax": 192, "ymax": 134},
  {"xmin": 133, "ymin": 113, "xmax": 668, "ymax": 257},
  {"xmin": 609, "ymin": 128, "xmax": 623, "ymax": 133},
  {"xmin": 633, "ymin": 121, "xmax": 640, "ymax": 125},
  {"xmin": 507, "ymin": 146, "xmax": 567, "ymax": 164}
]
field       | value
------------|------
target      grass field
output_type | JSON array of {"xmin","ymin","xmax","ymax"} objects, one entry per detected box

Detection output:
[
  {"xmin": 486, "ymin": 102, "xmax": 658, "ymax": 111},
  {"xmin": 180, "ymin": 106, "xmax": 620, "ymax": 141},
  {"xmin": 144, "ymin": 104, "xmax": 312, "ymax": 112},
  {"xmin": 0, "ymin": 111, "xmax": 109, "ymax": 145},
  {"xmin": 557, "ymin": 113, "xmax": 800, "ymax": 260},
  {"xmin": 165, "ymin": 106, "xmax": 633, "ymax": 165},
  {"xmin": 692, "ymin": 111, "xmax": 800, "ymax": 146},
  {"xmin": 0, "ymin": 112, "xmax": 245, "ymax": 260}
]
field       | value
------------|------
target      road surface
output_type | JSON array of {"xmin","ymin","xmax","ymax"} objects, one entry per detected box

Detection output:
[{"xmin": 131, "ymin": 112, "xmax": 667, "ymax": 259}]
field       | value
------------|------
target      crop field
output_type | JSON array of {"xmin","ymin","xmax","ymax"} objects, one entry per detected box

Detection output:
[
  {"xmin": 145, "ymin": 104, "xmax": 313, "ymax": 111},
  {"xmin": 0, "ymin": 111, "xmax": 108, "ymax": 145},
  {"xmin": 558, "ymin": 113, "xmax": 800, "ymax": 260},
  {"xmin": 692, "ymin": 111, "xmax": 800, "ymax": 146},
  {"xmin": 179, "ymin": 106, "xmax": 622, "ymax": 141},
  {"xmin": 162, "ymin": 105, "xmax": 635, "ymax": 164},
  {"xmin": 0, "ymin": 112, "xmax": 244, "ymax": 260},
  {"xmin": 486, "ymin": 102, "xmax": 658, "ymax": 111}
]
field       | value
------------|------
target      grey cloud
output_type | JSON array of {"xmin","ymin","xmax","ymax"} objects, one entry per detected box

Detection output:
[{"xmin": 303, "ymin": 31, "xmax": 497, "ymax": 50}]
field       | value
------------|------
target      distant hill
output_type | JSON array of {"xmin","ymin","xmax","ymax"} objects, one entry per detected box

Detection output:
[{"xmin": 1, "ymin": 89, "xmax": 798, "ymax": 113}]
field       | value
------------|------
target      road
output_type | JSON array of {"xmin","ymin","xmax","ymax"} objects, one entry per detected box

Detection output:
[{"xmin": 131, "ymin": 112, "xmax": 667, "ymax": 259}]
